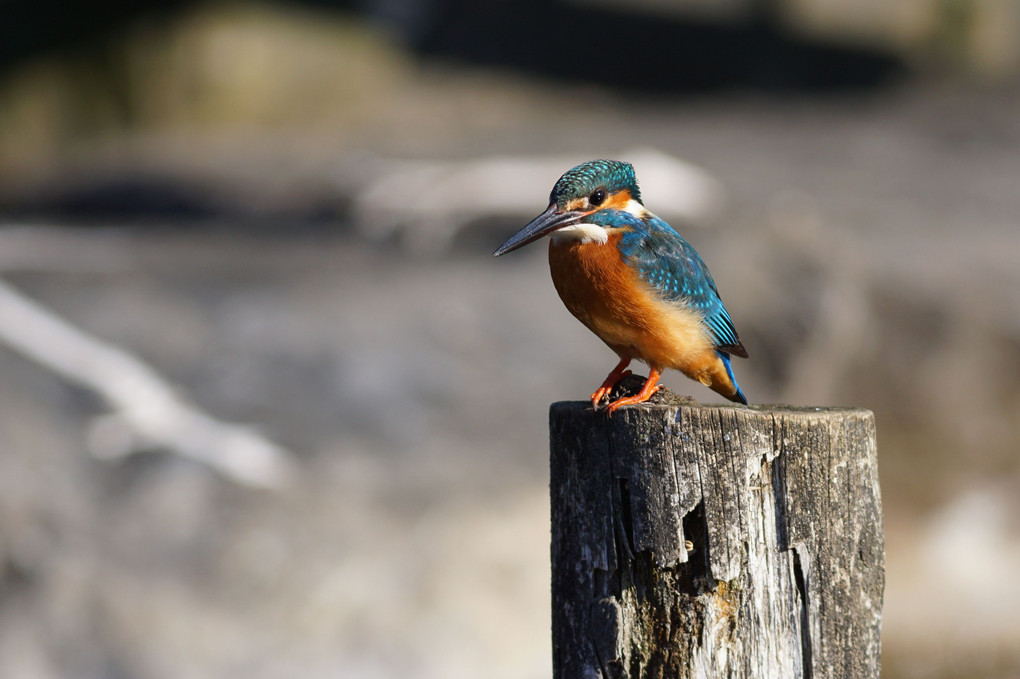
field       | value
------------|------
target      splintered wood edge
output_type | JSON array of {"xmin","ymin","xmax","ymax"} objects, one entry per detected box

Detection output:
[{"xmin": 551, "ymin": 401, "xmax": 874, "ymax": 418}]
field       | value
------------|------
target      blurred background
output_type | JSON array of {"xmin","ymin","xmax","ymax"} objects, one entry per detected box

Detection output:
[{"xmin": 1, "ymin": 1, "xmax": 1019, "ymax": 677}]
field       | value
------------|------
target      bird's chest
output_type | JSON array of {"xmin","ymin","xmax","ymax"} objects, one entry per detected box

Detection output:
[{"xmin": 548, "ymin": 239, "xmax": 651, "ymax": 344}]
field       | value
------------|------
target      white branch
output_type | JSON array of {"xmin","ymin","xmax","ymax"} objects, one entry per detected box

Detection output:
[{"xmin": 0, "ymin": 279, "xmax": 293, "ymax": 488}]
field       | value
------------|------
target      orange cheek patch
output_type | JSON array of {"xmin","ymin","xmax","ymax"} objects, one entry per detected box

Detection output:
[
  {"xmin": 564, "ymin": 197, "xmax": 588, "ymax": 212},
  {"xmin": 604, "ymin": 189, "xmax": 633, "ymax": 211}
]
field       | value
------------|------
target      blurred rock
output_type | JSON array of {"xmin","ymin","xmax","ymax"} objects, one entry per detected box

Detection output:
[{"xmin": 350, "ymin": 148, "xmax": 723, "ymax": 253}]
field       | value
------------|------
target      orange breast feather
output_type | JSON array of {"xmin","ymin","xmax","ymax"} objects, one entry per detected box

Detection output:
[{"xmin": 548, "ymin": 233, "xmax": 715, "ymax": 373}]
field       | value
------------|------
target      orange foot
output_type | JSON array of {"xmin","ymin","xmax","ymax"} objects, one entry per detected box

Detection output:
[
  {"xmin": 590, "ymin": 358, "xmax": 632, "ymax": 409},
  {"xmin": 604, "ymin": 368, "xmax": 663, "ymax": 416}
]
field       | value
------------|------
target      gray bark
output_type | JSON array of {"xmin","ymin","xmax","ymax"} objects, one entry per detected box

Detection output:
[{"xmin": 550, "ymin": 400, "xmax": 883, "ymax": 679}]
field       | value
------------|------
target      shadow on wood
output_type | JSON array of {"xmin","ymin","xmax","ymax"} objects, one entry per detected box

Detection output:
[{"xmin": 550, "ymin": 401, "xmax": 883, "ymax": 678}]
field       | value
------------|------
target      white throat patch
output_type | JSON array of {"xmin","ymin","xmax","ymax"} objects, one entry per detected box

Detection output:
[
  {"xmin": 622, "ymin": 199, "xmax": 648, "ymax": 218},
  {"xmin": 549, "ymin": 223, "xmax": 610, "ymax": 245}
]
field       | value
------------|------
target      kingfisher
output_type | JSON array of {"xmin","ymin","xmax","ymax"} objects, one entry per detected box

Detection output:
[{"xmin": 493, "ymin": 159, "xmax": 747, "ymax": 414}]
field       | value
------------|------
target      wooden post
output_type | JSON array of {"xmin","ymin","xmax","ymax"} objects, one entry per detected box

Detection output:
[{"xmin": 550, "ymin": 400, "xmax": 884, "ymax": 679}]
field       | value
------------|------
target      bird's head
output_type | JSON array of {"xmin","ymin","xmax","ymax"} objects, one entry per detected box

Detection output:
[{"xmin": 493, "ymin": 159, "xmax": 644, "ymax": 256}]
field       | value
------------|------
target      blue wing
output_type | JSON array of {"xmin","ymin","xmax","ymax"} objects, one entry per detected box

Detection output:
[{"xmin": 616, "ymin": 215, "xmax": 747, "ymax": 357}]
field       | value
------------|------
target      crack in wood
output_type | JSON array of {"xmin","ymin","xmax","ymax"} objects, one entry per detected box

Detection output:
[
  {"xmin": 793, "ymin": 545, "xmax": 814, "ymax": 679},
  {"xmin": 617, "ymin": 478, "xmax": 636, "ymax": 564}
]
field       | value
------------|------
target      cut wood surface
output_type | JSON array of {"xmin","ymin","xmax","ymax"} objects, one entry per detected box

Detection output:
[{"xmin": 550, "ymin": 399, "xmax": 883, "ymax": 679}]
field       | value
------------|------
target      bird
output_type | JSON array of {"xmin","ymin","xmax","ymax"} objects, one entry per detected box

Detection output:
[{"xmin": 493, "ymin": 159, "xmax": 747, "ymax": 414}]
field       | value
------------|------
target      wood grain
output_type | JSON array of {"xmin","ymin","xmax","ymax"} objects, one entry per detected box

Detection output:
[{"xmin": 550, "ymin": 401, "xmax": 883, "ymax": 678}]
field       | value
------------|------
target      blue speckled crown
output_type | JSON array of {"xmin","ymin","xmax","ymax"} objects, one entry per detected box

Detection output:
[{"xmin": 550, "ymin": 160, "xmax": 642, "ymax": 206}]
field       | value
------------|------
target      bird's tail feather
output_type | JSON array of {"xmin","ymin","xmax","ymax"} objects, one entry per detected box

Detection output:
[{"xmin": 716, "ymin": 350, "xmax": 748, "ymax": 405}]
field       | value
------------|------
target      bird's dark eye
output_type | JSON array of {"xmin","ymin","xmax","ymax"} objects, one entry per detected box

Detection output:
[{"xmin": 589, "ymin": 189, "xmax": 607, "ymax": 207}]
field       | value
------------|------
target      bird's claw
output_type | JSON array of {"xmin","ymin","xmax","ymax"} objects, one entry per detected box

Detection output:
[
  {"xmin": 603, "ymin": 384, "xmax": 663, "ymax": 416},
  {"xmin": 590, "ymin": 370, "xmax": 632, "ymax": 409}
]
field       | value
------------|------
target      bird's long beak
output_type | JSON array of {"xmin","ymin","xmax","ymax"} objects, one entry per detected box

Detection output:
[{"xmin": 493, "ymin": 204, "xmax": 585, "ymax": 256}]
